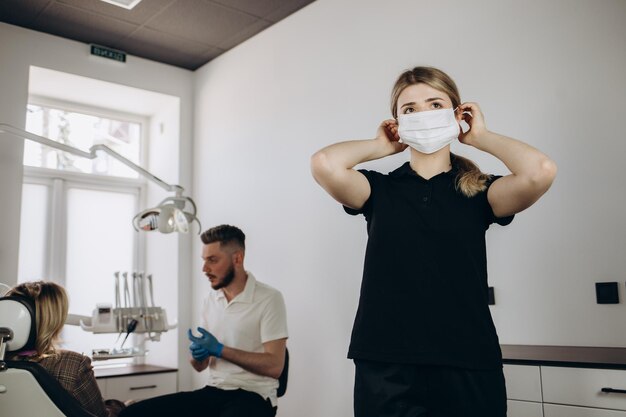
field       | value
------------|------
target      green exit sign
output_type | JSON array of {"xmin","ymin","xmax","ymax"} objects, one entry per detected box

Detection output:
[{"xmin": 90, "ymin": 44, "xmax": 126, "ymax": 63}]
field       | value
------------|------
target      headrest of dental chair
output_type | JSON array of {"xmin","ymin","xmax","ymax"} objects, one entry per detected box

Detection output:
[{"xmin": 0, "ymin": 295, "xmax": 37, "ymax": 352}]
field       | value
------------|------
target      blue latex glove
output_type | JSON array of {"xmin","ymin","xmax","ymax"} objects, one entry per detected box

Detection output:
[
  {"xmin": 187, "ymin": 327, "xmax": 223, "ymax": 360},
  {"xmin": 189, "ymin": 343, "xmax": 210, "ymax": 362}
]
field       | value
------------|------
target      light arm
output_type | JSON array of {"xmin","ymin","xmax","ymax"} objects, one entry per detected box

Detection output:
[
  {"xmin": 1, "ymin": 122, "xmax": 200, "ymax": 233},
  {"xmin": 0, "ymin": 123, "xmax": 183, "ymax": 195}
]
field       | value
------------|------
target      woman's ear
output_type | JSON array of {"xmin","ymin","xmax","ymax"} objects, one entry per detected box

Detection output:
[{"xmin": 454, "ymin": 107, "xmax": 463, "ymax": 122}]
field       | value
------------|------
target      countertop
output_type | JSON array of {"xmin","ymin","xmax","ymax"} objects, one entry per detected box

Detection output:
[
  {"xmin": 94, "ymin": 364, "xmax": 177, "ymax": 379},
  {"xmin": 501, "ymin": 344, "xmax": 626, "ymax": 370},
  {"xmin": 93, "ymin": 346, "xmax": 626, "ymax": 376}
]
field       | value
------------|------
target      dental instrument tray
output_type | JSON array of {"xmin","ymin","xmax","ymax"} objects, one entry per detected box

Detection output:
[
  {"xmin": 72, "ymin": 271, "xmax": 177, "ymax": 335},
  {"xmin": 92, "ymin": 347, "xmax": 146, "ymax": 361},
  {"xmin": 79, "ymin": 306, "xmax": 176, "ymax": 334}
]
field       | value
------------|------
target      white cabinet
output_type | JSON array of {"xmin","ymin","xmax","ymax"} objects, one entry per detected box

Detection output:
[
  {"xmin": 542, "ymin": 366, "xmax": 626, "ymax": 411},
  {"xmin": 96, "ymin": 377, "xmax": 106, "ymax": 396},
  {"xmin": 544, "ymin": 404, "xmax": 626, "ymax": 417},
  {"xmin": 505, "ymin": 363, "xmax": 626, "ymax": 416},
  {"xmin": 507, "ymin": 399, "xmax": 544, "ymax": 417},
  {"xmin": 504, "ymin": 365, "xmax": 544, "ymax": 417},
  {"xmin": 504, "ymin": 364, "xmax": 543, "ymax": 402},
  {"xmin": 95, "ymin": 366, "xmax": 178, "ymax": 403},
  {"xmin": 98, "ymin": 371, "xmax": 177, "ymax": 402}
]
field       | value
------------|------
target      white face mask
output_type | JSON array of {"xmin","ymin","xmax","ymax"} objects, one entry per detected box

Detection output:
[{"xmin": 397, "ymin": 108, "xmax": 460, "ymax": 154}]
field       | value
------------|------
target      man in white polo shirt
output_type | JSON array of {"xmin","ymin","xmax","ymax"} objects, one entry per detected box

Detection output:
[{"xmin": 120, "ymin": 225, "xmax": 288, "ymax": 417}]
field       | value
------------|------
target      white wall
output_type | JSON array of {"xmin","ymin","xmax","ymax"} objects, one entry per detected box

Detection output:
[
  {"xmin": 192, "ymin": 0, "xmax": 626, "ymax": 415},
  {"xmin": 0, "ymin": 23, "xmax": 196, "ymax": 390}
]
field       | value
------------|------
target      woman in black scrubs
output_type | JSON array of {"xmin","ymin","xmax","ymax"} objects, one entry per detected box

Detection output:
[{"xmin": 310, "ymin": 66, "xmax": 557, "ymax": 417}]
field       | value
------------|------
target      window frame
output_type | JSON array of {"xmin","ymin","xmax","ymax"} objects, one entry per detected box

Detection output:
[
  {"xmin": 20, "ymin": 96, "xmax": 149, "ymax": 289},
  {"xmin": 27, "ymin": 94, "xmax": 148, "ymax": 180}
]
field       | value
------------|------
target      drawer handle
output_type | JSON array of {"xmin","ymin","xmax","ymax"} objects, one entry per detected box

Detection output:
[
  {"xmin": 129, "ymin": 385, "xmax": 158, "ymax": 391},
  {"xmin": 601, "ymin": 387, "xmax": 626, "ymax": 394}
]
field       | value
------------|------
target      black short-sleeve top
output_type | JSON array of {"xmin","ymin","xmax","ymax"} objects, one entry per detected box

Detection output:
[{"xmin": 344, "ymin": 161, "xmax": 513, "ymax": 370}]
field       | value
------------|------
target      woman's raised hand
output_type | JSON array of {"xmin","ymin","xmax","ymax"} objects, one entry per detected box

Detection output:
[
  {"xmin": 376, "ymin": 119, "xmax": 408, "ymax": 155},
  {"xmin": 457, "ymin": 102, "xmax": 488, "ymax": 146}
]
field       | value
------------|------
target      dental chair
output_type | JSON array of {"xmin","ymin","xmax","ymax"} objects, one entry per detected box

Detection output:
[{"xmin": 0, "ymin": 295, "xmax": 98, "ymax": 417}]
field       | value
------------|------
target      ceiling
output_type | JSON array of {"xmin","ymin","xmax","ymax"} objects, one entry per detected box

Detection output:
[{"xmin": 0, "ymin": 0, "xmax": 315, "ymax": 70}]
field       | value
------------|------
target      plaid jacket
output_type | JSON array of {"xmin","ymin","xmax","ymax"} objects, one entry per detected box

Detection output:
[{"xmin": 39, "ymin": 350, "xmax": 110, "ymax": 417}]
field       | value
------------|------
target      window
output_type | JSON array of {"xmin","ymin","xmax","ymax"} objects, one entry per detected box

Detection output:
[
  {"xmin": 24, "ymin": 102, "xmax": 141, "ymax": 178},
  {"xmin": 18, "ymin": 99, "xmax": 146, "ymax": 357}
]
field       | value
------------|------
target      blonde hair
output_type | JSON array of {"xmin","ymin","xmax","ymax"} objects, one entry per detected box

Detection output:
[
  {"xmin": 391, "ymin": 66, "xmax": 491, "ymax": 197},
  {"xmin": 7, "ymin": 281, "xmax": 68, "ymax": 360}
]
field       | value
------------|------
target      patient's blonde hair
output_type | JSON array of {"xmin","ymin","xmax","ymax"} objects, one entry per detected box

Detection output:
[
  {"xmin": 7, "ymin": 281, "xmax": 68, "ymax": 360},
  {"xmin": 391, "ymin": 66, "xmax": 491, "ymax": 197}
]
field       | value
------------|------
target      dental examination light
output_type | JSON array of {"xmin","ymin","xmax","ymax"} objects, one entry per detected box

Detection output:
[{"xmin": 0, "ymin": 123, "xmax": 201, "ymax": 234}]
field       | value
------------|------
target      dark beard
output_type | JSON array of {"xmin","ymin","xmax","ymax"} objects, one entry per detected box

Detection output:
[{"xmin": 213, "ymin": 264, "xmax": 235, "ymax": 290}]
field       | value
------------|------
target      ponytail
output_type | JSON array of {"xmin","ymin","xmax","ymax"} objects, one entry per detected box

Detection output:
[{"xmin": 452, "ymin": 153, "xmax": 491, "ymax": 197}]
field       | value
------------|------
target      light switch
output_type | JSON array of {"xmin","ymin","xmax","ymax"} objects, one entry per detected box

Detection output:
[{"xmin": 596, "ymin": 282, "xmax": 619, "ymax": 304}]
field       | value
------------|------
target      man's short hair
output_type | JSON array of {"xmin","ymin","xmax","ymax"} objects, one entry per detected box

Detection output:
[{"xmin": 200, "ymin": 224, "xmax": 245, "ymax": 251}]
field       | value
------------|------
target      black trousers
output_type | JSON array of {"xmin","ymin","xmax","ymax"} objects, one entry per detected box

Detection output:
[
  {"xmin": 118, "ymin": 386, "xmax": 276, "ymax": 417},
  {"xmin": 354, "ymin": 359, "xmax": 507, "ymax": 417}
]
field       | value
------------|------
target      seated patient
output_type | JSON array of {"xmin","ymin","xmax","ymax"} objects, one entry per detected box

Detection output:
[{"xmin": 7, "ymin": 281, "xmax": 125, "ymax": 417}]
